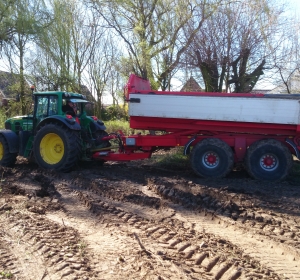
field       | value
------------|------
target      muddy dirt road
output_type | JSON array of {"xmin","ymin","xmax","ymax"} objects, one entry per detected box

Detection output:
[{"xmin": 0, "ymin": 153, "xmax": 300, "ymax": 280}]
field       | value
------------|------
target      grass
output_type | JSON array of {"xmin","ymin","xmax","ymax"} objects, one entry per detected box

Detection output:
[
  {"xmin": 104, "ymin": 120, "xmax": 130, "ymax": 134},
  {"xmin": 104, "ymin": 119, "xmax": 151, "ymax": 135},
  {"xmin": 104, "ymin": 120, "xmax": 174, "ymax": 136},
  {"xmin": 77, "ymin": 241, "xmax": 87, "ymax": 257},
  {"xmin": 146, "ymin": 147, "xmax": 190, "ymax": 170},
  {"xmin": 0, "ymin": 271, "xmax": 13, "ymax": 279}
]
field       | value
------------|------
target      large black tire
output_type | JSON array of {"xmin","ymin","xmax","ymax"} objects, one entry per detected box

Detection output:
[
  {"xmin": 245, "ymin": 139, "xmax": 293, "ymax": 181},
  {"xmin": 33, "ymin": 123, "xmax": 81, "ymax": 172},
  {"xmin": 0, "ymin": 135, "xmax": 17, "ymax": 167},
  {"xmin": 190, "ymin": 138, "xmax": 234, "ymax": 178}
]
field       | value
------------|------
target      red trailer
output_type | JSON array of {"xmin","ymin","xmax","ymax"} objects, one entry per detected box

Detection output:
[{"xmin": 93, "ymin": 74, "xmax": 300, "ymax": 181}]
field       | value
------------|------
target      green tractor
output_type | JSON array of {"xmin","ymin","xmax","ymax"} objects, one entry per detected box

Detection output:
[{"xmin": 0, "ymin": 90, "xmax": 110, "ymax": 171}]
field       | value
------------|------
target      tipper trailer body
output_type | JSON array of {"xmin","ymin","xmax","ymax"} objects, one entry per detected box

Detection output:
[{"xmin": 95, "ymin": 74, "xmax": 300, "ymax": 180}]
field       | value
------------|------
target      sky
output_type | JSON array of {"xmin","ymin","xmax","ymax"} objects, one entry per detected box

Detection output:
[{"xmin": 290, "ymin": 0, "xmax": 300, "ymax": 10}]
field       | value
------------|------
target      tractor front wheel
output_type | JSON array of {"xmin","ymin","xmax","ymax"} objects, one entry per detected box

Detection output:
[{"xmin": 33, "ymin": 123, "xmax": 81, "ymax": 172}]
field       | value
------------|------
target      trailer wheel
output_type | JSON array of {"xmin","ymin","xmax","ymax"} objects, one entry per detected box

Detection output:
[
  {"xmin": 33, "ymin": 123, "xmax": 81, "ymax": 172},
  {"xmin": 0, "ymin": 135, "xmax": 17, "ymax": 167},
  {"xmin": 190, "ymin": 138, "xmax": 234, "ymax": 178},
  {"xmin": 245, "ymin": 139, "xmax": 292, "ymax": 181}
]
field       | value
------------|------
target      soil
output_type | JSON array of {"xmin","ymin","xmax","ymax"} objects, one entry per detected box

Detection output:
[{"xmin": 0, "ymin": 152, "xmax": 300, "ymax": 280}]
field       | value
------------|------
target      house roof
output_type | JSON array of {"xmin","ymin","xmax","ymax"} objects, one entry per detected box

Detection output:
[{"xmin": 180, "ymin": 76, "xmax": 202, "ymax": 92}]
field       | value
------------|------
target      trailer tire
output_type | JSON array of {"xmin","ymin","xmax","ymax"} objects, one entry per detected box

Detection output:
[
  {"xmin": 245, "ymin": 139, "xmax": 292, "ymax": 181},
  {"xmin": 0, "ymin": 135, "xmax": 17, "ymax": 167},
  {"xmin": 33, "ymin": 123, "xmax": 81, "ymax": 172},
  {"xmin": 190, "ymin": 138, "xmax": 234, "ymax": 178}
]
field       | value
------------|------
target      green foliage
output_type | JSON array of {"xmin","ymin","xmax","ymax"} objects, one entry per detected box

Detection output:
[
  {"xmin": 0, "ymin": 92, "xmax": 33, "ymax": 129},
  {"xmin": 101, "ymin": 105, "xmax": 128, "ymax": 121},
  {"xmin": 6, "ymin": 96, "xmax": 33, "ymax": 117},
  {"xmin": 0, "ymin": 108, "xmax": 7, "ymax": 128},
  {"xmin": 104, "ymin": 119, "xmax": 130, "ymax": 134},
  {"xmin": 0, "ymin": 1, "xmax": 14, "ymax": 43},
  {"xmin": 104, "ymin": 119, "xmax": 148, "ymax": 136},
  {"xmin": 0, "ymin": 271, "xmax": 13, "ymax": 279}
]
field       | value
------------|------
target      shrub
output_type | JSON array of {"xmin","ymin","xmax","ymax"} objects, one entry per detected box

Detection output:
[
  {"xmin": 101, "ymin": 104, "xmax": 128, "ymax": 121},
  {"xmin": 104, "ymin": 119, "xmax": 148, "ymax": 135}
]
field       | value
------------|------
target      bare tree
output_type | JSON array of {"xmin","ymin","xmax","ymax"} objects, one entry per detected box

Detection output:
[
  {"xmin": 185, "ymin": 0, "xmax": 285, "ymax": 92},
  {"xmin": 85, "ymin": 34, "xmax": 121, "ymax": 117},
  {"xmin": 270, "ymin": 16, "xmax": 300, "ymax": 93},
  {"xmin": 70, "ymin": 5, "xmax": 102, "ymax": 93},
  {"xmin": 88, "ymin": 0, "xmax": 223, "ymax": 90}
]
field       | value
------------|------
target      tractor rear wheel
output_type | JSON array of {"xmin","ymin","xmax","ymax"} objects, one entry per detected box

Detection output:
[
  {"xmin": 190, "ymin": 138, "xmax": 234, "ymax": 178},
  {"xmin": 94, "ymin": 130, "xmax": 111, "ymax": 148},
  {"xmin": 0, "ymin": 135, "xmax": 17, "ymax": 167},
  {"xmin": 33, "ymin": 123, "xmax": 81, "ymax": 172},
  {"xmin": 245, "ymin": 139, "xmax": 292, "ymax": 181}
]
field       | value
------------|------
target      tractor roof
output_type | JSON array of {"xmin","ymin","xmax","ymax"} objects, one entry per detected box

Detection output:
[{"xmin": 33, "ymin": 91, "xmax": 87, "ymax": 100}]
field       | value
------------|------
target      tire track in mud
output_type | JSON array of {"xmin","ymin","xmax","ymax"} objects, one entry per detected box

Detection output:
[
  {"xmin": 52, "ymin": 175, "xmax": 283, "ymax": 280},
  {"xmin": 0, "ymin": 239, "xmax": 24, "ymax": 280},
  {"xmin": 146, "ymin": 178, "xmax": 300, "ymax": 280},
  {"xmin": 147, "ymin": 178, "xmax": 300, "ymax": 248},
  {"xmin": 49, "ymin": 181, "xmax": 195, "ymax": 280},
  {"xmin": 1, "ymin": 162, "xmax": 300, "ymax": 279},
  {"xmin": 143, "ymin": 174, "xmax": 300, "ymax": 247},
  {"xmin": 0, "ymin": 202, "xmax": 98, "ymax": 280}
]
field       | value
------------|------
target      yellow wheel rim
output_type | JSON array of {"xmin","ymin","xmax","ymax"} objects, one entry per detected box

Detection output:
[
  {"xmin": 40, "ymin": 133, "xmax": 64, "ymax": 164},
  {"xmin": 0, "ymin": 142, "xmax": 3, "ymax": 160}
]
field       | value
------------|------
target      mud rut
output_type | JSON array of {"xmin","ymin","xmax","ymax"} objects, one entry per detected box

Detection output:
[{"xmin": 0, "ymin": 156, "xmax": 299, "ymax": 280}]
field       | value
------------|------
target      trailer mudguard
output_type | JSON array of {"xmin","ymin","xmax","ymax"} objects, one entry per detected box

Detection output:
[
  {"xmin": 0, "ymin": 130, "xmax": 19, "ymax": 153},
  {"xmin": 285, "ymin": 138, "xmax": 300, "ymax": 159},
  {"xmin": 184, "ymin": 136, "xmax": 197, "ymax": 155}
]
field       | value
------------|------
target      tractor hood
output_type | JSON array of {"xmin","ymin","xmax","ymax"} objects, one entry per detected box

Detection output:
[{"xmin": 5, "ymin": 115, "xmax": 33, "ymax": 132}]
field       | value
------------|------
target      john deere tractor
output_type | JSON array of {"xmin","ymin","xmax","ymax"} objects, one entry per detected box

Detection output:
[{"xmin": 0, "ymin": 90, "xmax": 110, "ymax": 171}]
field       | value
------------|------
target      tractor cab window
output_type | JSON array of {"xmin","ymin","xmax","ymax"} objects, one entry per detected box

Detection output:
[
  {"xmin": 36, "ymin": 96, "xmax": 58, "ymax": 117},
  {"xmin": 49, "ymin": 96, "xmax": 58, "ymax": 115},
  {"xmin": 62, "ymin": 99, "xmax": 83, "ymax": 116}
]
